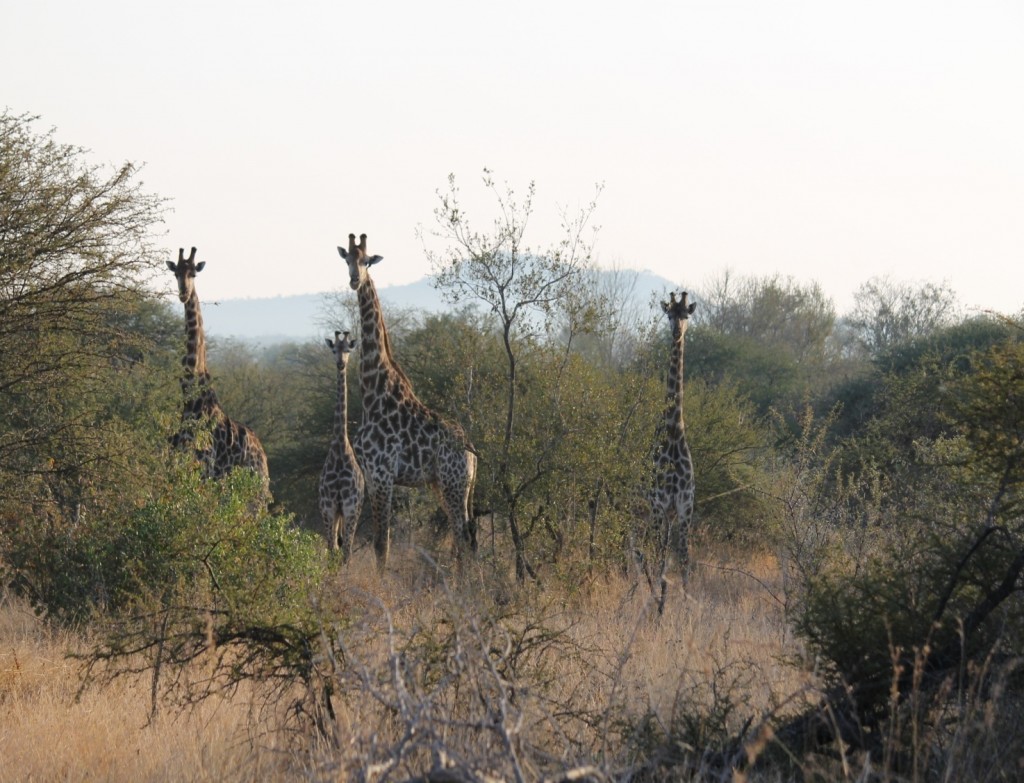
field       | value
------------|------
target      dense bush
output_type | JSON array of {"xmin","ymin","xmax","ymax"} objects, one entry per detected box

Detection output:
[
  {"xmin": 780, "ymin": 334, "xmax": 1024, "ymax": 766},
  {"xmin": 2, "ymin": 459, "xmax": 324, "ymax": 624}
]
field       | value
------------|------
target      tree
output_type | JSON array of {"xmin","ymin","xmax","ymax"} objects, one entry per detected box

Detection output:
[
  {"xmin": 844, "ymin": 275, "xmax": 961, "ymax": 357},
  {"xmin": 827, "ymin": 315, "xmax": 1015, "ymax": 486},
  {"xmin": 690, "ymin": 272, "xmax": 837, "ymax": 416},
  {"xmin": 0, "ymin": 111, "xmax": 168, "ymax": 522},
  {"xmin": 424, "ymin": 170, "xmax": 601, "ymax": 581}
]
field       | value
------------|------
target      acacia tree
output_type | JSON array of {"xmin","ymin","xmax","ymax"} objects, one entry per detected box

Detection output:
[
  {"xmin": 0, "ymin": 111, "xmax": 168, "ymax": 520},
  {"xmin": 844, "ymin": 275, "xmax": 961, "ymax": 357},
  {"xmin": 423, "ymin": 170, "xmax": 602, "ymax": 581}
]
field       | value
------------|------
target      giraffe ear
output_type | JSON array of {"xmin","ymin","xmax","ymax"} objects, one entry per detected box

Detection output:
[
  {"xmin": 367, "ymin": 254, "xmax": 383, "ymax": 267},
  {"xmin": 166, "ymin": 260, "xmax": 177, "ymax": 272},
  {"xmin": 195, "ymin": 261, "xmax": 206, "ymax": 273},
  {"xmin": 687, "ymin": 302, "xmax": 697, "ymax": 315},
  {"xmin": 325, "ymin": 337, "xmax": 334, "ymax": 349},
  {"xmin": 337, "ymin": 246, "xmax": 349, "ymax": 260}
]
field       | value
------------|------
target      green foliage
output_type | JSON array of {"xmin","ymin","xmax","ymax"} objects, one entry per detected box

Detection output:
[
  {"xmin": 686, "ymin": 380, "xmax": 774, "ymax": 547},
  {"xmin": 792, "ymin": 333, "xmax": 1024, "ymax": 726},
  {"xmin": 828, "ymin": 315, "xmax": 1016, "ymax": 493},
  {"xmin": 123, "ymin": 464, "xmax": 325, "ymax": 617},
  {"xmin": 69, "ymin": 461, "xmax": 332, "ymax": 735},
  {"xmin": 690, "ymin": 272, "xmax": 838, "ymax": 417},
  {"xmin": 0, "ymin": 110, "xmax": 171, "ymax": 533},
  {"xmin": 2, "ymin": 459, "xmax": 324, "ymax": 624}
]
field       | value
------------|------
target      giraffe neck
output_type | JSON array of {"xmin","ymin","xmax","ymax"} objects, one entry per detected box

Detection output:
[
  {"xmin": 333, "ymin": 361, "xmax": 353, "ymax": 448},
  {"xmin": 182, "ymin": 291, "xmax": 210, "ymax": 384},
  {"xmin": 664, "ymin": 328, "xmax": 686, "ymax": 435},
  {"xmin": 180, "ymin": 290, "xmax": 222, "ymax": 419},
  {"xmin": 356, "ymin": 273, "xmax": 414, "ymax": 408}
]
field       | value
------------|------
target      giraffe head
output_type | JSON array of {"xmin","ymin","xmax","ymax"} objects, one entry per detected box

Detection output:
[
  {"xmin": 326, "ymin": 329, "xmax": 357, "ymax": 370},
  {"xmin": 166, "ymin": 247, "xmax": 206, "ymax": 303},
  {"xmin": 662, "ymin": 291, "xmax": 697, "ymax": 339},
  {"xmin": 337, "ymin": 233, "xmax": 383, "ymax": 291}
]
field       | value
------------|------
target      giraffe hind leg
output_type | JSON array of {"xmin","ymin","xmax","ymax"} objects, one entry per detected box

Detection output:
[{"xmin": 438, "ymin": 475, "xmax": 475, "ymax": 562}]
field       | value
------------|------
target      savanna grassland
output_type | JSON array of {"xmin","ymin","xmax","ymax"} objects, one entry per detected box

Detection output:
[
  {"xmin": 3, "ymin": 110, "xmax": 1024, "ymax": 781},
  {"xmin": 2, "ymin": 544, "xmax": 815, "ymax": 782}
]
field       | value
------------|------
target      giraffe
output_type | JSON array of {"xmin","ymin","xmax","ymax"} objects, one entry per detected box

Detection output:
[
  {"xmin": 167, "ymin": 247, "xmax": 270, "ymax": 499},
  {"xmin": 338, "ymin": 233, "xmax": 477, "ymax": 570},
  {"xmin": 650, "ymin": 290, "xmax": 697, "ymax": 585},
  {"xmin": 319, "ymin": 330, "xmax": 366, "ymax": 558}
]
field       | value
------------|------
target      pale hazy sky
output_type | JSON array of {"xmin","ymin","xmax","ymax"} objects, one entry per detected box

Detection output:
[{"xmin": 5, "ymin": 0, "xmax": 1023, "ymax": 316}]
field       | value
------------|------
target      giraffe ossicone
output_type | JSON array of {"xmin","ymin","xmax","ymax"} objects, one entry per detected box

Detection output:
[{"xmin": 338, "ymin": 232, "xmax": 477, "ymax": 570}]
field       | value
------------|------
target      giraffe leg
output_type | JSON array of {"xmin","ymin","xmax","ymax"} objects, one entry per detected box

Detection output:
[
  {"xmin": 439, "ymin": 451, "xmax": 476, "ymax": 563},
  {"xmin": 325, "ymin": 508, "xmax": 341, "ymax": 552},
  {"xmin": 676, "ymin": 521, "xmax": 690, "ymax": 575},
  {"xmin": 340, "ymin": 491, "xmax": 363, "ymax": 564},
  {"xmin": 654, "ymin": 507, "xmax": 678, "ymax": 615},
  {"xmin": 464, "ymin": 451, "xmax": 478, "ymax": 553},
  {"xmin": 438, "ymin": 484, "xmax": 470, "ymax": 563},
  {"xmin": 368, "ymin": 479, "xmax": 393, "ymax": 571}
]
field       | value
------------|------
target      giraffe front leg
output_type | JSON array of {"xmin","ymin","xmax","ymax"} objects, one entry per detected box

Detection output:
[
  {"xmin": 327, "ymin": 510, "xmax": 342, "ymax": 552},
  {"xmin": 340, "ymin": 486, "xmax": 364, "ymax": 565},
  {"xmin": 675, "ymin": 500, "xmax": 693, "ymax": 578},
  {"xmin": 368, "ymin": 479, "xmax": 393, "ymax": 571}
]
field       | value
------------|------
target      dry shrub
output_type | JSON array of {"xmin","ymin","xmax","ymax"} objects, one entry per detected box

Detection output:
[
  {"xmin": 304, "ymin": 545, "xmax": 810, "ymax": 782},
  {"xmin": 2, "ymin": 544, "xmax": 850, "ymax": 782}
]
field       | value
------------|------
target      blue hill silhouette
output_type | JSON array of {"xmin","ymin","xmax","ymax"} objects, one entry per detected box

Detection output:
[{"xmin": 201, "ymin": 270, "xmax": 679, "ymax": 344}]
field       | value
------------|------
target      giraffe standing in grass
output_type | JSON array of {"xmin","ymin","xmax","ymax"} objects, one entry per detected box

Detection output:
[
  {"xmin": 167, "ymin": 247, "xmax": 270, "ymax": 498},
  {"xmin": 319, "ymin": 330, "xmax": 365, "ymax": 558},
  {"xmin": 650, "ymin": 290, "xmax": 697, "ymax": 593},
  {"xmin": 338, "ymin": 233, "xmax": 477, "ymax": 570}
]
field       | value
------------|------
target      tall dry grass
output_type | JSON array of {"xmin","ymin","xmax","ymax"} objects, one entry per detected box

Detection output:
[
  {"xmin": 0, "ymin": 590, "xmax": 309, "ymax": 781},
  {"xmin": 1, "ymin": 545, "xmax": 813, "ymax": 782}
]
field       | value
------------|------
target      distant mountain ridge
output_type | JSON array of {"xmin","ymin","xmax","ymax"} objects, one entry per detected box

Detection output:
[{"xmin": 201, "ymin": 270, "xmax": 678, "ymax": 343}]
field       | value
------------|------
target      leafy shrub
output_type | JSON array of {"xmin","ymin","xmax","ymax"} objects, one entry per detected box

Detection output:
[
  {"xmin": 780, "ymin": 334, "xmax": 1024, "ymax": 763},
  {"xmin": 2, "ymin": 460, "xmax": 324, "ymax": 625}
]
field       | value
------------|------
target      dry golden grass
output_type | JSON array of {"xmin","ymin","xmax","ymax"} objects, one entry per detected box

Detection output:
[
  {"xmin": 0, "ymin": 543, "xmax": 815, "ymax": 782},
  {"xmin": 0, "ymin": 594, "xmax": 303, "ymax": 782}
]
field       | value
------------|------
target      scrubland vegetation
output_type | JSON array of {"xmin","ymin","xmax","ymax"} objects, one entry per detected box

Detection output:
[{"xmin": 2, "ymin": 111, "xmax": 1023, "ymax": 781}]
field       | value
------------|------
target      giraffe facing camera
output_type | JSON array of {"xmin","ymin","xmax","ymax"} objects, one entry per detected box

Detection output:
[
  {"xmin": 650, "ymin": 289, "xmax": 697, "ymax": 606},
  {"xmin": 337, "ymin": 233, "xmax": 477, "ymax": 570},
  {"xmin": 167, "ymin": 247, "xmax": 270, "ymax": 501},
  {"xmin": 319, "ymin": 329, "xmax": 365, "ymax": 559}
]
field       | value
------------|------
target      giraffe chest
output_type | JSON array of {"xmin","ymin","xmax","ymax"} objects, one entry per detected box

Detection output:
[
  {"xmin": 655, "ymin": 430, "xmax": 692, "ymax": 464},
  {"xmin": 324, "ymin": 441, "xmax": 360, "ymax": 474}
]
